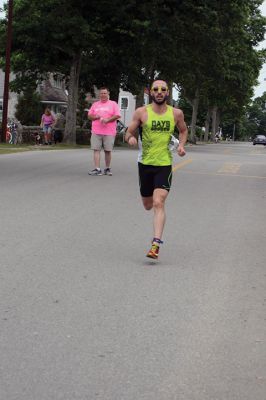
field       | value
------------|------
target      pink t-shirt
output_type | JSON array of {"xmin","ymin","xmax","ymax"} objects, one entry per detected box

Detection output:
[
  {"xmin": 42, "ymin": 114, "xmax": 55, "ymax": 125},
  {"xmin": 88, "ymin": 100, "xmax": 121, "ymax": 136}
]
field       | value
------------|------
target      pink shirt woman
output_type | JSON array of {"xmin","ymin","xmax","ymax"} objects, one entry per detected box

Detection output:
[{"xmin": 40, "ymin": 108, "xmax": 55, "ymax": 144}]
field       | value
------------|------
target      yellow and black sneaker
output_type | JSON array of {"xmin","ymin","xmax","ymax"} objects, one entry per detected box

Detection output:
[{"xmin": 146, "ymin": 238, "xmax": 163, "ymax": 259}]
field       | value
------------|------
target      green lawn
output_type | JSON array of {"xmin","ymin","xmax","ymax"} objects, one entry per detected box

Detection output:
[{"xmin": 0, "ymin": 143, "xmax": 88, "ymax": 155}]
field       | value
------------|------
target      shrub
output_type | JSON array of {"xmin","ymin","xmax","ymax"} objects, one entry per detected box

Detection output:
[{"xmin": 15, "ymin": 90, "xmax": 43, "ymax": 125}]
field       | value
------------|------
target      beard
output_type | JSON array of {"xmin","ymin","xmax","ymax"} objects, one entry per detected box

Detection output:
[{"xmin": 151, "ymin": 94, "xmax": 168, "ymax": 105}]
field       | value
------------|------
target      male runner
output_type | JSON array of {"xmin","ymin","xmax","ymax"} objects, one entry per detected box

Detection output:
[{"xmin": 125, "ymin": 79, "xmax": 188, "ymax": 259}]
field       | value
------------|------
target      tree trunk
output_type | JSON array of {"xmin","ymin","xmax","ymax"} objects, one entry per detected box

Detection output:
[
  {"xmin": 190, "ymin": 88, "xmax": 199, "ymax": 143},
  {"xmin": 168, "ymin": 80, "xmax": 173, "ymax": 105},
  {"xmin": 215, "ymin": 109, "xmax": 220, "ymax": 134},
  {"xmin": 110, "ymin": 86, "xmax": 120, "ymax": 103},
  {"xmin": 64, "ymin": 53, "xmax": 82, "ymax": 144},
  {"xmin": 211, "ymin": 105, "xmax": 218, "ymax": 141},
  {"xmin": 204, "ymin": 107, "xmax": 211, "ymax": 141},
  {"xmin": 135, "ymin": 87, "xmax": 145, "ymax": 108},
  {"xmin": 147, "ymin": 63, "xmax": 155, "ymax": 103}
]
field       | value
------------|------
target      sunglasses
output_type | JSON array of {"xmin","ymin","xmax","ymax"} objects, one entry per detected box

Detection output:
[{"xmin": 151, "ymin": 86, "xmax": 168, "ymax": 93}]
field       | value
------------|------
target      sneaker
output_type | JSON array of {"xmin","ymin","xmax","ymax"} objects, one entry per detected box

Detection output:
[
  {"xmin": 146, "ymin": 243, "xmax": 160, "ymax": 259},
  {"xmin": 88, "ymin": 168, "xmax": 102, "ymax": 176},
  {"xmin": 104, "ymin": 168, "xmax": 112, "ymax": 176}
]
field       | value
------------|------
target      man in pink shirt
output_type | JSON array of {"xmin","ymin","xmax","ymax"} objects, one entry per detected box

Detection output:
[{"xmin": 88, "ymin": 87, "xmax": 121, "ymax": 176}]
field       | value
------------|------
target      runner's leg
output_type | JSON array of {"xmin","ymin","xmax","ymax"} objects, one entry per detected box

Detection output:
[
  {"xmin": 145, "ymin": 189, "xmax": 168, "ymax": 259},
  {"xmin": 152, "ymin": 188, "xmax": 169, "ymax": 240},
  {"xmin": 142, "ymin": 196, "xmax": 153, "ymax": 210}
]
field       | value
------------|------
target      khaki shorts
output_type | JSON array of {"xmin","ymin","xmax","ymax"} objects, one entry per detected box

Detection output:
[{"xmin": 90, "ymin": 134, "xmax": 115, "ymax": 151}]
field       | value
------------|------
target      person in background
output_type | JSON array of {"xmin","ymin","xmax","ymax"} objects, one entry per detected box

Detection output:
[
  {"xmin": 40, "ymin": 108, "xmax": 55, "ymax": 145},
  {"xmin": 88, "ymin": 87, "xmax": 121, "ymax": 176},
  {"xmin": 53, "ymin": 110, "xmax": 66, "ymax": 144}
]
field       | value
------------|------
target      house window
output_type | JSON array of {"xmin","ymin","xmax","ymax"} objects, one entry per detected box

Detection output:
[
  {"xmin": 52, "ymin": 76, "xmax": 63, "ymax": 89},
  {"xmin": 120, "ymin": 96, "xmax": 129, "ymax": 110}
]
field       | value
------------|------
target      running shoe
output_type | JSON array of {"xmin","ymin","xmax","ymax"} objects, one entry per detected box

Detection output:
[
  {"xmin": 146, "ymin": 243, "xmax": 160, "ymax": 259},
  {"xmin": 88, "ymin": 168, "xmax": 102, "ymax": 176},
  {"xmin": 104, "ymin": 168, "xmax": 112, "ymax": 176}
]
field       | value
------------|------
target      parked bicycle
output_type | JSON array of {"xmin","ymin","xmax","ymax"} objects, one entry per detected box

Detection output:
[{"xmin": 6, "ymin": 120, "xmax": 18, "ymax": 144}]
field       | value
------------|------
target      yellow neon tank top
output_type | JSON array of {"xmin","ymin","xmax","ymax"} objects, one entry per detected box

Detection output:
[{"xmin": 138, "ymin": 104, "xmax": 176, "ymax": 166}]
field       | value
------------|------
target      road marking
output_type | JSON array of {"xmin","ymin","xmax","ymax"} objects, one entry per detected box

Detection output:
[
  {"xmin": 172, "ymin": 158, "xmax": 193, "ymax": 172},
  {"xmin": 179, "ymin": 170, "xmax": 266, "ymax": 180},
  {"xmin": 217, "ymin": 163, "xmax": 241, "ymax": 174},
  {"xmin": 250, "ymin": 149, "xmax": 266, "ymax": 155},
  {"xmin": 223, "ymin": 149, "xmax": 232, "ymax": 154}
]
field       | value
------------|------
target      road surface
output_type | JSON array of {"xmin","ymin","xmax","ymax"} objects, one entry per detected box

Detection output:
[{"xmin": 0, "ymin": 142, "xmax": 265, "ymax": 400}]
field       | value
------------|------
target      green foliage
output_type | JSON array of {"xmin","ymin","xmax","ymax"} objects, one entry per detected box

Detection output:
[
  {"xmin": 0, "ymin": 0, "xmax": 265, "ymax": 139},
  {"xmin": 240, "ymin": 92, "xmax": 266, "ymax": 138},
  {"xmin": 15, "ymin": 90, "xmax": 43, "ymax": 125},
  {"xmin": 76, "ymin": 89, "xmax": 90, "ymax": 128}
]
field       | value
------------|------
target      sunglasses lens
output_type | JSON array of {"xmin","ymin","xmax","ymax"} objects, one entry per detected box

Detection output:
[{"xmin": 152, "ymin": 87, "xmax": 167, "ymax": 92}]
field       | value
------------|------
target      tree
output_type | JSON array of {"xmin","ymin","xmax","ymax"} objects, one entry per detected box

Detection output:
[
  {"xmin": 0, "ymin": 0, "xmax": 100, "ymax": 142},
  {"xmin": 15, "ymin": 89, "xmax": 43, "ymax": 125},
  {"xmin": 171, "ymin": 0, "xmax": 266, "ymax": 142},
  {"xmin": 0, "ymin": 0, "xmax": 265, "ymax": 145},
  {"xmin": 240, "ymin": 92, "xmax": 266, "ymax": 139}
]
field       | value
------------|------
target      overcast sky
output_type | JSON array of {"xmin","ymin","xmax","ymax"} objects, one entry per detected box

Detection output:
[{"xmin": 0, "ymin": 0, "xmax": 265, "ymax": 98}]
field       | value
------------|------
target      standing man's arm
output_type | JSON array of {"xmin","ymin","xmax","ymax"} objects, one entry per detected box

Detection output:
[
  {"xmin": 88, "ymin": 112, "xmax": 100, "ymax": 121},
  {"xmin": 88, "ymin": 103, "xmax": 101, "ymax": 121},
  {"xmin": 99, "ymin": 101, "xmax": 121, "ymax": 125},
  {"xmin": 174, "ymin": 108, "xmax": 188, "ymax": 157},
  {"xmin": 125, "ymin": 108, "xmax": 143, "ymax": 146},
  {"xmin": 100, "ymin": 114, "xmax": 120, "ymax": 124},
  {"xmin": 88, "ymin": 115, "xmax": 101, "ymax": 121}
]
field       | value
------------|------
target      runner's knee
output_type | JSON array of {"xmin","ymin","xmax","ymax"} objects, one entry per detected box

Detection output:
[
  {"xmin": 153, "ymin": 198, "xmax": 164, "ymax": 210},
  {"xmin": 142, "ymin": 198, "xmax": 153, "ymax": 210}
]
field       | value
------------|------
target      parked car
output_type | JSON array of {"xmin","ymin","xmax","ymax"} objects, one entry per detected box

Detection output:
[{"xmin": 253, "ymin": 135, "xmax": 266, "ymax": 145}]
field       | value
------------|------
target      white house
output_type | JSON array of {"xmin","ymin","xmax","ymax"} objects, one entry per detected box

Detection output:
[
  {"xmin": 118, "ymin": 89, "xmax": 150, "ymax": 126},
  {"xmin": 1, "ymin": 68, "xmax": 149, "ymax": 126},
  {"xmin": 0, "ymin": 71, "xmax": 67, "ymax": 121},
  {"xmin": 0, "ymin": 70, "xmax": 18, "ymax": 120}
]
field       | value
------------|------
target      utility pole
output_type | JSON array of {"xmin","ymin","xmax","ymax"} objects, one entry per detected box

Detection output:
[{"xmin": 1, "ymin": 0, "xmax": 13, "ymax": 143}]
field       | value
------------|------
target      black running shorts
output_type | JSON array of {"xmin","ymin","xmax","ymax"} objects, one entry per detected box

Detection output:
[{"xmin": 138, "ymin": 163, "xmax": 173, "ymax": 197}]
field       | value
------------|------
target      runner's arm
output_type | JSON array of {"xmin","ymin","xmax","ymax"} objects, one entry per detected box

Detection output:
[
  {"xmin": 174, "ymin": 109, "xmax": 188, "ymax": 157},
  {"xmin": 125, "ymin": 108, "xmax": 142, "ymax": 146}
]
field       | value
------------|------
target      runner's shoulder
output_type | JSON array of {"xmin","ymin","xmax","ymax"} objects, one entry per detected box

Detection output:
[
  {"xmin": 135, "ymin": 105, "xmax": 148, "ymax": 113},
  {"xmin": 172, "ymin": 107, "xmax": 184, "ymax": 120},
  {"xmin": 134, "ymin": 105, "xmax": 148, "ymax": 119}
]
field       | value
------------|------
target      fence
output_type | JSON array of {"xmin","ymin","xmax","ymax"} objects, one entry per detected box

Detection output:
[{"xmin": 5, "ymin": 126, "xmax": 125, "ymax": 146}]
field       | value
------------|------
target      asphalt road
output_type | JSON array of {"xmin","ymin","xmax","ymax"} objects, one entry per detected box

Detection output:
[{"xmin": 1, "ymin": 142, "xmax": 266, "ymax": 400}]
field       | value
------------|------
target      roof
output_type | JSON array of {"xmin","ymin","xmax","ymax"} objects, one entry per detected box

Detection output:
[{"xmin": 39, "ymin": 80, "xmax": 67, "ymax": 104}]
